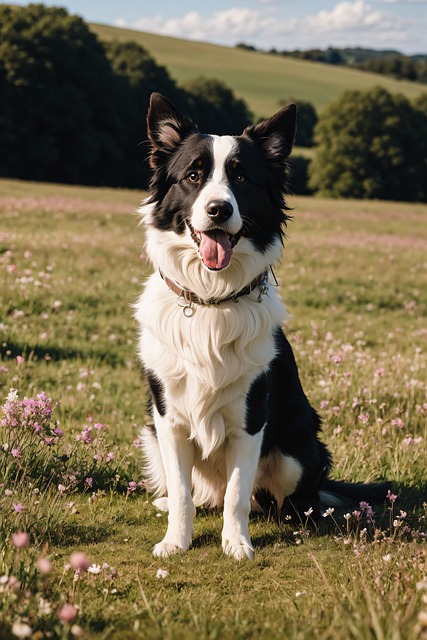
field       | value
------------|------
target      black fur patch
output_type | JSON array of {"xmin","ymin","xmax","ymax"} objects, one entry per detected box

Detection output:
[
  {"xmin": 145, "ymin": 369, "xmax": 166, "ymax": 417},
  {"xmin": 245, "ymin": 373, "xmax": 268, "ymax": 435}
]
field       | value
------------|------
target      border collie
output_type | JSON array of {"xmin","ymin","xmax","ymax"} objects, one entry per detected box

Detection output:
[{"xmin": 135, "ymin": 92, "xmax": 388, "ymax": 559}]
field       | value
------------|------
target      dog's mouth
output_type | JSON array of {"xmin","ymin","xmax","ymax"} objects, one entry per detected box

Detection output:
[{"xmin": 187, "ymin": 223, "xmax": 243, "ymax": 271}]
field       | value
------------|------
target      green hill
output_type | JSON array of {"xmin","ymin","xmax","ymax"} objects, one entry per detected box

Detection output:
[{"xmin": 92, "ymin": 23, "xmax": 426, "ymax": 118}]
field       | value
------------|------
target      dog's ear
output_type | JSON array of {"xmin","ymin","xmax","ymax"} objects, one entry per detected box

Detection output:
[
  {"xmin": 242, "ymin": 103, "xmax": 297, "ymax": 163},
  {"xmin": 147, "ymin": 92, "xmax": 198, "ymax": 155}
]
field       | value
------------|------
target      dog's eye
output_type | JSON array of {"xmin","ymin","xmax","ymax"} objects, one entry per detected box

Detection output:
[
  {"xmin": 235, "ymin": 173, "xmax": 247, "ymax": 184},
  {"xmin": 186, "ymin": 171, "xmax": 200, "ymax": 183}
]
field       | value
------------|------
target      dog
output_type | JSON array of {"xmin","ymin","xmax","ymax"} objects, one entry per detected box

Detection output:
[{"xmin": 134, "ymin": 92, "xmax": 389, "ymax": 559}]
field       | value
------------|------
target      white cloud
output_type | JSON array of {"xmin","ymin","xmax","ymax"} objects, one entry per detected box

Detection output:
[
  {"xmin": 134, "ymin": 8, "xmax": 295, "ymax": 43},
  {"xmin": 114, "ymin": 17, "xmax": 127, "ymax": 28},
  {"xmin": 305, "ymin": 0, "xmax": 397, "ymax": 33},
  {"xmin": 122, "ymin": 1, "xmax": 424, "ymax": 54}
]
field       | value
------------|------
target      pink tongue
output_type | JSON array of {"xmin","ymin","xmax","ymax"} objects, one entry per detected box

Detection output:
[{"xmin": 198, "ymin": 230, "xmax": 233, "ymax": 270}]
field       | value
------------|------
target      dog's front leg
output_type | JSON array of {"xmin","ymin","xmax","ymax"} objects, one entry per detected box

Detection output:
[
  {"xmin": 222, "ymin": 429, "xmax": 263, "ymax": 560},
  {"xmin": 153, "ymin": 415, "xmax": 195, "ymax": 557}
]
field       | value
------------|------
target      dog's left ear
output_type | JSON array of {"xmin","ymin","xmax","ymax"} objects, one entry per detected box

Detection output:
[
  {"xmin": 147, "ymin": 92, "xmax": 198, "ymax": 154},
  {"xmin": 242, "ymin": 103, "xmax": 297, "ymax": 163}
]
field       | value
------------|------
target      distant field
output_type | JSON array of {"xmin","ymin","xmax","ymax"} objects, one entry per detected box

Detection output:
[
  {"xmin": 1, "ymin": 178, "xmax": 426, "ymax": 638},
  {"xmin": 92, "ymin": 23, "xmax": 427, "ymax": 118}
]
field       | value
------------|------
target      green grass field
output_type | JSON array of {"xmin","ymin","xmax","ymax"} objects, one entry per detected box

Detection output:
[
  {"xmin": 0, "ymin": 178, "xmax": 426, "ymax": 639},
  {"xmin": 92, "ymin": 23, "xmax": 427, "ymax": 117}
]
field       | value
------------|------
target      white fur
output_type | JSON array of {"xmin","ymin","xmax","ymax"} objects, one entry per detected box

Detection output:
[
  {"xmin": 191, "ymin": 136, "xmax": 241, "ymax": 235},
  {"xmin": 151, "ymin": 409, "xmax": 196, "ymax": 557},
  {"xmin": 136, "ymin": 145, "xmax": 292, "ymax": 559},
  {"xmin": 255, "ymin": 451, "xmax": 303, "ymax": 508}
]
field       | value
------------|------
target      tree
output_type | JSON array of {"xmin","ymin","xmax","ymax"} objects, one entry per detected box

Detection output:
[
  {"xmin": 309, "ymin": 86, "xmax": 427, "ymax": 202},
  {"xmin": 0, "ymin": 5, "xmax": 255, "ymax": 187},
  {"xmin": 182, "ymin": 76, "xmax": 253, "ymax": 135},
  {"xmin": 0, "ymin": 4, "xmax": 130, "ymax": 185},
  {"xmin": 104, "ymin": 40, "xmax": 189, "ymax": 187}
]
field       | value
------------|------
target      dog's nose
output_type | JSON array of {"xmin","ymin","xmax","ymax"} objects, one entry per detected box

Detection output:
[{"xmin": 206, "ymin": 200, "xmax": 233, "ymax": 221}]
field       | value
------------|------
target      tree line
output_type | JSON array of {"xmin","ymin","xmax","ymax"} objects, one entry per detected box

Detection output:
[
  {"xmin": 0, "ymin": 4, "xmax": 252, "ymax": 188},
  {"xmin": 1, "ymin": 4, "xmax": 426, "ymax": 202},
  {"xmin": 237, "ymin": 44, "xmax": 427, "ymax": 84}
]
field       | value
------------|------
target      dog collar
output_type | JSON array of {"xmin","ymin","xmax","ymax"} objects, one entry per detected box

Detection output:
[{"xmin": 159, "ymin": 270, "xmax": 269, "ymax": 317}]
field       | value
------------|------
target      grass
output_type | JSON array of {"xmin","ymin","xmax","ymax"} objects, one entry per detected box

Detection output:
[
  {"xmin": 91, "ymin": 23, "xmax": 427, "ymax": 117},
  {"xmin": 0, "ymin": 177, "xmax": 426, "ymax": 639}
]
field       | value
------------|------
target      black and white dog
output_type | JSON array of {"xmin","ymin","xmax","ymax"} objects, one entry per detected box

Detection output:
[{"xmin": 135, "ymin": 92, "xmax": 388, "ymax": 559}]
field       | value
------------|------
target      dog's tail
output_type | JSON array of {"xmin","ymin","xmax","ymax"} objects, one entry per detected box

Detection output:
[{"xmin": 319, "ymin": 479, "xmax": 390, "ymax": 511}]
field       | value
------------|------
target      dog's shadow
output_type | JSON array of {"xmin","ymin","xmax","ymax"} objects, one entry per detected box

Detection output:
[{"xmin": 193, "ymin": 481, "xmax": 427, "ymax": 552}]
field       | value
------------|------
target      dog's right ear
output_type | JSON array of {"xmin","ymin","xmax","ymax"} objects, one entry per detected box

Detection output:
[{"xmin": 147, "ymin": 93, "xmax": 197, "ymax": 160}]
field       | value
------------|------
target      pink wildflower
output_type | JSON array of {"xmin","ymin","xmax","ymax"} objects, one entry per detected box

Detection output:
[
  {"xmin": 16, "ymin": 355, "xmax": 25, "ymax": 364},
  {"xmin": 359, "ymin": 501, "xmax": 374, "ymax": 518},
  {"xmin": 58, "ymin": 603, "xmax": 78, "ymax": 623},
  {"xmin": 13, "ymin": 502, "xmax": 24, "ymax": 513},
  {"xmin": 12, "ymin": 531, "xmax": 29, "ymax": 548},
  {"xmin": 37, "ymin": 557, "xmax": 53, "ymax": 575},
  {"xmin": 105, "ymin": 452, "xmax": 114, "ymax": 462},
  {"xmin": 358, "ymin": 412, "xmax": 370, "ymax": 424},
  {"xmin": 85, "ymin": 477, "xmax": 93, "ymax": 487},
  {"xmin": 80, "ymin": 425, "xmax": 92, "ymax": 444},
  {"xmin": 11, "ymin": 448, "xmax": 20, "ymax": 457},
  {"xmin": 70, "ymin": 552, "xmax": 91, "ymax": 572}
]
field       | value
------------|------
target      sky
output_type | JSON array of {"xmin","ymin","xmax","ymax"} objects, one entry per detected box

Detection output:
[{"xmin": 6, "ymin": 0, "xmax": 427, "ymax": 55}]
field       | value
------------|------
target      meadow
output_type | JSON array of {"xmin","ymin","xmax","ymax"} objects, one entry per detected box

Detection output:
[
  {"xmin": 92, "ymin": 23, "xmax": 427, "ymax": 117},
  {"xmin": 0, "ymin": 177, "xmax": 426, "ymax": 639}
]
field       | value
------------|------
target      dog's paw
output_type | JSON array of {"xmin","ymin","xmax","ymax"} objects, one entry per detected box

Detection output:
[
  {"xmin": 153, "ymin": 497, "xmax": 169, "ymax": 512},
  {"xmin": 152, "ymin": 539, "xmax": 188, "ymax": 557},
  {"xmin": 222, "ymin": 534, "xmax": 254, "ymax": 560}
]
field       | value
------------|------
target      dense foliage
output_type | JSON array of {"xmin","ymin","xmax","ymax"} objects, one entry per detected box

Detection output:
[
  {"xmin": 354, "ymin": 56, "xmax": 427, "ymax": 84},
  {"xmin": 0, "ymin": 4, "xmax": 131, "ymax": 186},
  {"xmin": 247, "ymin": 44, "xmax": 427, "ymax": 84},
  {"xmin": 182, "ymin": 76, "xmax": 253, "ymax": 136},
  {"xmin": 309, "ymin": 86, "xmax": 427, "ymax": 202},
  {"xmin": 0, "ymin": 4, "xmax": 252, "ymax": 188}
]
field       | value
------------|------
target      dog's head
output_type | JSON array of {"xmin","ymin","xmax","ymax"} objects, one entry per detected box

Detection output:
[{"xmin": 144, "ymin": 92, "xmax": 296, "ymax": 273}]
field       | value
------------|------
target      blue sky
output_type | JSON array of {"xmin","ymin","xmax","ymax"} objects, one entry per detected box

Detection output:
[{"xmin": 6, "ymin": 0, "xmax": 427, "ymax": 54}]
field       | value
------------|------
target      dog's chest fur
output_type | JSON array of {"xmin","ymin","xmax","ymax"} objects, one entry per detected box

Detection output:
[{"xmin": 136, "ymin": 268, "xmax": 285, "ymax": 459}]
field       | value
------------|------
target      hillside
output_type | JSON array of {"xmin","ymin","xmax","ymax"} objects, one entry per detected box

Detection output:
[{"xmin": 91, "ymin": 23, "xmax": 426, "ymax": 118}]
